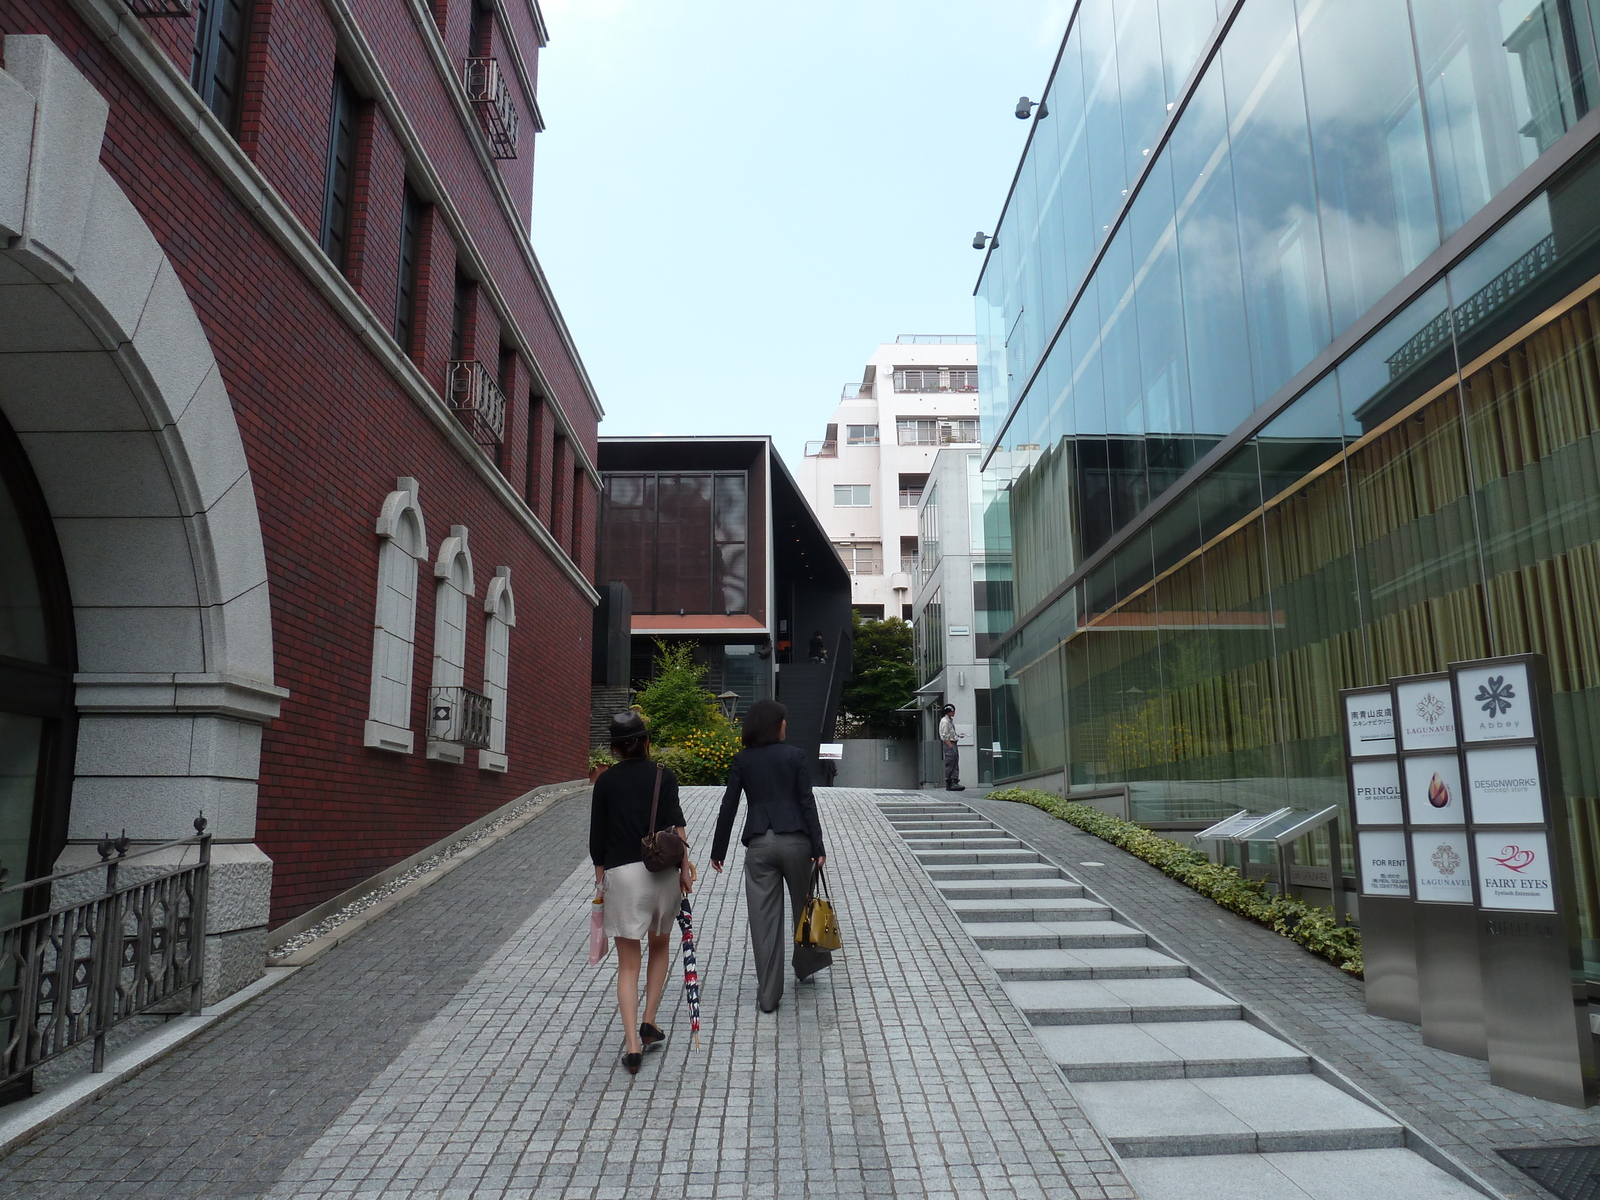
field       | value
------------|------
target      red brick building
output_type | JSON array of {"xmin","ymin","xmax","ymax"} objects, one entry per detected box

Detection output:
[{"xmin": 0, "ymin": 0, "xmax": 597, "ymax": 997}]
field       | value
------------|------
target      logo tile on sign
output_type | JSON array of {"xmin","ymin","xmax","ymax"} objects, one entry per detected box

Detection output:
[
  {"xmin": 1465, "ymin": 744, "xmax": 1544, "ymax": 825},
  {"xmin": 1454, "ymin": 662, "xmax": 1532, "ymax": 743},
  {"xmin": 1411, "ymin": 830, "xmax": 1473, "ymax": 903},
  {"xmin": 1474, "ymin": 829, "xmax": 1555, "ymax": 912},
  {"xmin": 1393, "ymin": 679, "xmax": 1457, "ymax": 750},
  {"xmin": 1404, "ymin": 754, "xmax": 1463, "ymax": 825}
]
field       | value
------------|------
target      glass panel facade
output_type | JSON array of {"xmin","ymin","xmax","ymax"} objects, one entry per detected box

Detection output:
[
  {"xmin": 598, "ymin": 472, "xmax": 748, "ymax": 615},
  {"xmin": 983, "ymin": 0, "xmax": 1600, "ymax": 977}
]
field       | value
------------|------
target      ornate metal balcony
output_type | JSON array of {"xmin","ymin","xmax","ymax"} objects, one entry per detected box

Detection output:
[
  {"xmin": 463, "ymin": 58, "xmax": 519, "ymax": 159},
  {"xmin": 124, "ymin": 0, "xmax": 192, "ymax": 14},
  {"xmin": 447, "ymin": 360, "xmax": 507, "ymax": 448},
  {"xmin": 428, "ymin": 686, "xmax": 493, "ymax": 749}
]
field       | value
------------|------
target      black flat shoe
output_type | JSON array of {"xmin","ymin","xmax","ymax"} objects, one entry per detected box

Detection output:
[
  {"xmin": 622, "ymin": 1050, "xmax": 642, "ymax": 1074},
  {"xmin": 640, "ymin": 1022, "xmax": 666, "ymax": 1050}
]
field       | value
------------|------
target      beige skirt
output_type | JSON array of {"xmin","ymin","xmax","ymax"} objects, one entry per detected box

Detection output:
[{"xmin": 601, "ymin": 861, "xmax": 680, "ymax": 939}]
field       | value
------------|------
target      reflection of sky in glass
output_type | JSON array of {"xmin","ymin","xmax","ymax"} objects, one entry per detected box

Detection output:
[{"xmin": 977, "ymin": 0, "xmax": 1600, "ymax": 461}]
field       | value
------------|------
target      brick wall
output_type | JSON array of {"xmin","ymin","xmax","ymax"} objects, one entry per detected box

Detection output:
[{"xmin": 0, "ymin": 0, "xmax": 600, "ymax": 924}]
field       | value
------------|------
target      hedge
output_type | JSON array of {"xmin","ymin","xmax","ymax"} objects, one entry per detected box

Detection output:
[{"xmin": 986, "ymin": 787, "xmax": 1363, "ymax": 977}]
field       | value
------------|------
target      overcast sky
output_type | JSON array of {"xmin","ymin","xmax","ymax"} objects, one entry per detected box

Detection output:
[{"xmin": 530, "ymin": 0, "xmax": 1066, "ymax": 470}]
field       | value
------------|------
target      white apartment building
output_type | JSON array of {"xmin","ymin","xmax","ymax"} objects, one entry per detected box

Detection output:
[{"xmin": 798, "ymin": 336, "xmax": 981, "ymax": 620}]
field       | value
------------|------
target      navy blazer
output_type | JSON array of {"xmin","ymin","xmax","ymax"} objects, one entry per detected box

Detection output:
[{"xmin": 710, "ymin": 742, "xmax": 825, "ymax": 862}]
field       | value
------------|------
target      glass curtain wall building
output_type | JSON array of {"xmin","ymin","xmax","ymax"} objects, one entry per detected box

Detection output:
[{"xmin": 978, "ymin": 0, "xmax": 1600, "ymax": 972}]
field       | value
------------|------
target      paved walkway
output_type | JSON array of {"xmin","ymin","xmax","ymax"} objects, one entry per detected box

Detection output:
[
  {"xmin": 970, "ymin": 796, "xmax": 1600, "ymax": 1200},
  {"xmin": 0, "ymin": 788, "xmax": 1132, "ymax": 1200}
]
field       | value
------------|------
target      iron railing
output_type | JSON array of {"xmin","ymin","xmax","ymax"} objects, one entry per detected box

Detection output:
[
  {"xmin": 0, "ymin": 820, "xmax": 210, "ymax": 1087},
  {"xmin": 898, "ymin": 489, "xmax": 923, "ymax": 508},
  {"xmin": 429, "ymin": 686, "xmax": 493, "ymax": 749},
  {"xmin": 462, "ymin": 58, "xmax": 519, "ymax": 159},
  {"xmin": 899, "ymin": 555, "xmax": 918, "ymax": 574},
  {"xmin": 447, "ymin": 360, "xmax": 508, "ymax": 448},
  {"xmin": 123, "ymin": 0, "xmax": 192, "ymax": 13}
]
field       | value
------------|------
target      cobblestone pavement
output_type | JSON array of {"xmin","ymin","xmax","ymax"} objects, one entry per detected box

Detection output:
[
  {"xmin": 969, "ymin": 796, "xmax": 1600, "ymax": 1200},
  {"xmin": 0, "ymin": 788, "xmax": 1134, "ymax": 1199},
  {"xmin": 0, "ymin": 792, "xmax": 594, "ymax": 1199}
]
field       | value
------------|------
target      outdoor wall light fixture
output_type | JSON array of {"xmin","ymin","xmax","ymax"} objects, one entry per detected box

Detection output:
[
  {"xmin": 972, "ymin": 232, "xmax": 996, "ymax": 250},
  {"xmin": 1015, "ymin": 96, "xmax": 1047, "ymax": 119}
]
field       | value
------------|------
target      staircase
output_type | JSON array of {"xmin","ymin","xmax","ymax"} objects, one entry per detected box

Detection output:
[
  {"xmin": 774, "ymin": 661, "xmax": 833, "ymax": 762},
  {"xmin": 878, "ymin": 798, "xmax": 1487, "ymax": 1199}
]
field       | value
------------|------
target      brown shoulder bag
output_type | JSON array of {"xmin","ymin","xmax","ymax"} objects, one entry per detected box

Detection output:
[{"xmin": 641, "ymin": 764, "xmax": 687, "ymax": 872}]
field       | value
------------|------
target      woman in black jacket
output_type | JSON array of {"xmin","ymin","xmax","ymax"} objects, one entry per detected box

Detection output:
[
  {"xmin": 591, "ymin": 711, "xmax": 691, "ymax": 1074},
  {"xmin": 709, "ymin": 699, "xmax": 828, "ymax": 1013}
]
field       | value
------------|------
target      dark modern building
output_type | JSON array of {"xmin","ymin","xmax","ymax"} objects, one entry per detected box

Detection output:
[
  {"xmin": 979, "ymin": 0, "xmax": 1600, "ymax": 976},
  {"xmin": 596, "ymin": 437, "xmax": 852, "ymax": 765}
]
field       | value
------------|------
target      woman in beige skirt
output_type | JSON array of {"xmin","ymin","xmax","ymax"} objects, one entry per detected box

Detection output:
[{"xmin": 590, "ymin": 711, "xmax": 692, "ymax": 1074}]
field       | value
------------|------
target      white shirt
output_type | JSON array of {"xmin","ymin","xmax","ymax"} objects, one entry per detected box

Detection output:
[{"xmin": 938, "ymin": 715, "xmax": 957, "ymax": 744}]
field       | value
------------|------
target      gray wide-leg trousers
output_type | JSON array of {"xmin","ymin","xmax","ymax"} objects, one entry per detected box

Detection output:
[{"xmin": 743, "ymin": 831, "xmax": 831, "ymax": 1011}]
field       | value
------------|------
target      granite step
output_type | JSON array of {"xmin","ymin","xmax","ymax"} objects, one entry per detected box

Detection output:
[
  {"xmin": 895, "ymin": 826, "xmax": 1010, "ymax": 838},
  {"xmin": 1034, "ymin": 1021, "xmax": 1310, "ymax": 1082},
  {"xmin": 914, "ymin": 849, "xmax": 1040, "ymax": 866},
  {"xmin": 1123, "ymin": 1148, "xmax": 1487, "ymax": 1200},
  {"xmin": 936, "ymin": 879, "xmax": 1085, "ymax": 901},
  {"xmin": 950, "ymin": 897, "xmax": 1111, "ymax": 924},
  {"xmin": 904, "ymin": 837, "xmax": 1024, "ymax": 851},
  {"xmin": 970, "ymin": 920, "xmax": 1148, "ymax": 951},
  {"xmin": 1072, "ymin": 1075, "xmax": 1406, "ymax": 1158},
  {"xmin": 1003, "ymin": 977, "xmax": 1241, "ymax": 1026},
  {"xmin": 924, "ymin": 863, "xmax": 1066, "ymax": 882},
  {"xmin": 982, "ymin": 947, "xmax": 1189, "ymax": 980}
]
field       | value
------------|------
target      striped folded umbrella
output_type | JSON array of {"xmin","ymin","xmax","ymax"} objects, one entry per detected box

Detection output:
[{"xmin": 675, "ymin": 895, "xmax": 701, "ymax": 1047}]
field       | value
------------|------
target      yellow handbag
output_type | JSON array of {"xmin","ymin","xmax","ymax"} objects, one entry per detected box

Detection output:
[{"xmin": 795, "ymin": 865, "xmax": 843, "ymax": 951}]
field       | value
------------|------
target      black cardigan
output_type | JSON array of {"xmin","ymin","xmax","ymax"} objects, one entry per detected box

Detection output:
[
  {"xmin": 710, "ymin": 742, "xmax": 825, "ymax": 862},
  {"xmin": 590, "ymin": 759, "xmax": 687, "ymax": 869}
]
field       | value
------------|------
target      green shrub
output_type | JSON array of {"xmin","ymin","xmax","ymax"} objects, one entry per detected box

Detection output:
[
  {"xmin": 589, "ymin": 746, "xmax": 614, "ymax": 772},
  {"xmin": 987, "ymin": 787, "xmax": 1363, "ymax": 976},
  {"xmin": 635, "ymin": 641, "xmax": 720, "ymax": 745}
]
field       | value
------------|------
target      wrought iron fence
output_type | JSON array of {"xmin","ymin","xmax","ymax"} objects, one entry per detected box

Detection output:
[
  {"xmin": 429, "ymin": 685, "xmax": 493, "ymax": 749},
  {"xmin": 0, "ymin": 820, "xmax": 210, "ymax": 1088},
  {"xmin": 462, "ymin": 58, "xmax": 520, "ymax": 159},
  {"xmin": 447, "ymin": 360, "xmax": 508, "ymax": 448}
]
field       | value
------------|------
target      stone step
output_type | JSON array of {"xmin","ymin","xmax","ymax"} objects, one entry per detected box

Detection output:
[
  {"xmin": 925, "ymin": 863, "xmax": 1066, "ymax": 882},
  {"xmin": 971, "ymin": 921, "xmax": 1148, "ymax": 951},
  {"xmin": 950, "ymin": 898, "xmax": 1110, "ymax": 924},
  {"xmin": 1004, "ymin": 978, "xmax": 1241, "ymax": 1026},
  {"xmin": 914, "ymin": 849, "xmax": 1040, "ymax": 866},
  {"xmin": 894, "ymin": 825, "xmax": 1006, "ymax": 836},
  {"xmin": 904, "ymin": 837, "xmax": 1023, "ymax": 851},
  {"xmin": 982, "ymin": 947, "xmax": 1188, "ymax": 981},
  {"xmin": 1123, "ymin": 1148, "xmax": 1488, "ymax": 1200},
  {"xmin": 1034, "ymin": 1020, "xmax": 1310, "ymax": 1082},
  {"xmin": 937, "ymin": 879, "xmax": 1085, "ymax": 901},
  {"xmin": 1073, "ymin": 1075, "xmax": 1405, "ymax": 1158}
]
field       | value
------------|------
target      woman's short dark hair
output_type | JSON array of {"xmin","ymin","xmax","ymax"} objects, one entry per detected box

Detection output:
[
  {"xmin": 741, "ymin": 699, "xmax": 787, "ymax": 748},
  {"xmin": 612, "ymin": 732, "xmax": 649, "ymax": 760}
]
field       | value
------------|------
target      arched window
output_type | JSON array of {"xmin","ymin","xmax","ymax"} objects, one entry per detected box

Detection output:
[
  {"xmin": 365, "ymin": 478, "xmax": 427, "ymax": 753},
  {"xmin": 426, "ymin": 527, "xmax": 475, "ymax": 763},
  {"xmin": 479, "ymin": 567, "xmax": 515, "ymax": 773}
]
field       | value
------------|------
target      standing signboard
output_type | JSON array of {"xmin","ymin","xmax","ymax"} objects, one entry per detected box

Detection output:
[
  {"xmin": 1391, "ymin": 671, "xmax": 1486, "ymax": 1058},
  {"xmin": 1341, "ymin": 685, "xmax": 1417, "ymax": 1023},
  {"xmin": 1452, "ymin": 654, "xmax": 1597, "ymax": 1107}
]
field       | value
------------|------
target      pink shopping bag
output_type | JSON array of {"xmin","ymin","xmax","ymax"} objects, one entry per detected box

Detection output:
[{"xmin": 589, "ymin": 892, "xmax": 608, "ymax": 965}]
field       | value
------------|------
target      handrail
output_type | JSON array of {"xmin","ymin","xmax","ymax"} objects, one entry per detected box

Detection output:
[
  {"xmin": 0, "ymin": 826, "xmax": 210, "ymax": 895},
  {"xmin": 821, "ymin": 628, "xmax": 850, "ymax": 740}
]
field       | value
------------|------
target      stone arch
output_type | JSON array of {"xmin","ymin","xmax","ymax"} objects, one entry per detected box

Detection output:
[
  {"xmin": 365, "ymin": 479, "xmax": 428, "ymax": 753},
  {"xmin": 0, "ymin": 36, "xmax": 279, "ymax": 988},
  {"xmin": 479, "ymin": 567, "xmax": 515, "ymax": 773},
  {"xmin": 425, "ymin": 528, "xmax": 475, "ymax": 762}
]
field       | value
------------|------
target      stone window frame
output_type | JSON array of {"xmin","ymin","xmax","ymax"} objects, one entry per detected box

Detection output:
[{"xmin": 364, "ymin": 479, "xmax": 428, "ymax": 753}]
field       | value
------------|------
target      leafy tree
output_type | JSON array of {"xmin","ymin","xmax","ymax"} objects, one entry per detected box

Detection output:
[
  {"xmin": 634, "ymin": 640, "xmax": 719, "ymax": 745},
  {"xmin": 840, "ymin": 615, "xmax": 916, "ymax": 738}
]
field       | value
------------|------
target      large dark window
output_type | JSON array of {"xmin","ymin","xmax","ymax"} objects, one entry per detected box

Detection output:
[
  {"xmin": 319, "ymin": 68, "xmax": 360, "ymax": 270},
  {"xmin": 599, "ymin": 472, "xmax": 748, "ymax": 614},
  {"xmin": 450, "ymin": 270, "xmax": 471, "ymax": 360},
  {"xmin": 393, "ymin": 184, "xmax": 423, "ymax": 351},
  {"xmin": 191, "ymin": 0, "xmax": 251, "ymax": 130}
]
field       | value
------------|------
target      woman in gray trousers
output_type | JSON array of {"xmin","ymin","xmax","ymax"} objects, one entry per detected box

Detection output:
[{"xmin": 709, "ymin": 699, "xmax": 829, "ymax": 1013}]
